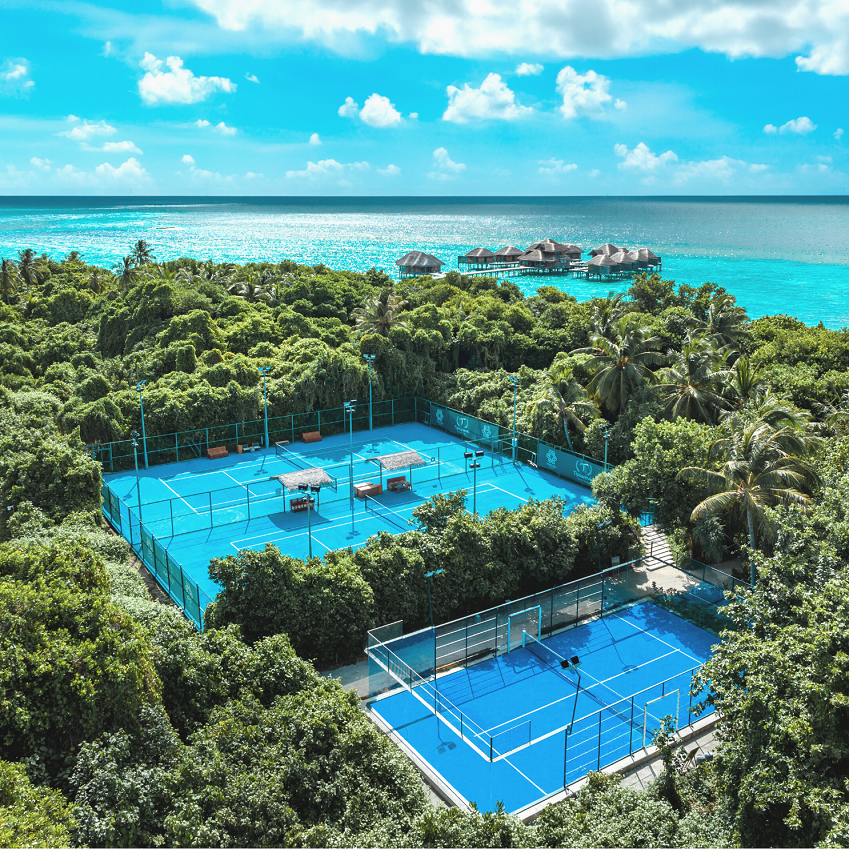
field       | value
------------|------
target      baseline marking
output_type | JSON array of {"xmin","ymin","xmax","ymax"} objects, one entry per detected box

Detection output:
[{"xmin": 158, "ymin": 478, "xmax": 200, "ymax": 514}]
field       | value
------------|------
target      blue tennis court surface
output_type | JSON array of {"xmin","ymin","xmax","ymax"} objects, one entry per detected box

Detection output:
[
  {"xmin": 368, "ymin": 601, "xmax": 716, "ymax": 814},
  {"xmin": 104, "ymin": 422, "xmax": 596, "ymax": 603}
]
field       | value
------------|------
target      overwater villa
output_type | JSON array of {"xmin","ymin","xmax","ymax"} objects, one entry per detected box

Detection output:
[
  {"xmin": 396, "ymin": 250, "xmax": 446, "ymax": 278},
  {"xmin": 494, "ymin": 245, "xmax": 523, "ymax": 263},
  {"xmin": 458, "ymin": 247, "xmax": 496, "ymax": 270}
]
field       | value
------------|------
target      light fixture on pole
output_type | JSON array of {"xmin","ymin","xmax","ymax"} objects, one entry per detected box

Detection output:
[
  {"xmin": 508, "ymin": 375, "xmax": 519, "ymax": 461},
  {"xmin": 131, "ymin": 430, "xmax": 143, "ymax": 524},
  {"xmin": 425, "ymin": 568, "xmax": 444, "ymax": 630},
  {"xmin": 595, "ymin": 520, "xmax": 612, "ymax": 573},
  {"xmin": 603, "ymin": 425, "xmax": 611, "ymax": 473},
  {"xmin": 464, "ymin": 450, "xmax": 484, "ymax": 514},
  {"xmin": 362, "ymin": 354, "xmax": 376, "ymax": 431},
  {"xmin": 344, "ymin": 400, "xmax": 357, "ymax": 502},
  {"xmin": 258, "ymin": 367, "xmax": 271, "ymax": 449},
  {"xmin": 136, "ymin": 380, "xmax": 149, "ymax": 469}
]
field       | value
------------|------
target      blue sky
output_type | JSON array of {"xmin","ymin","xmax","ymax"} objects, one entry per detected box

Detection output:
[{"xmin": 1, "ymin": 0, "xmax": 847, "ymax": 195}]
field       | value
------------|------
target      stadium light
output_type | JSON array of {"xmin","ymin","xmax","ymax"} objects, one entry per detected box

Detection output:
[
  {"xmin": 425, "ymin": 568, "xmax": 444, "ymax": 630},
  {"xmin": 466, "ymin": 450, "xmax": 484, "ymax": 514},
  {"xmin": 508, "ymin": 375, "xmax": 519, "ymax": 461},
  {"xmin": 362, "ymin": 354, "xmax": 376, "ymax": 431},
  {"xmin": 344, "ymin": 400, "xmax": 357, "ymax": 504},
  {"xmin": 258, "ymin": 367, "xmax": 271, "ymax": 449},
  {"xmin": 136, "ymin": 381, "xmax": 149, "ymax": 469},
  {"xmin": 131, "ymin": 430, "xmax": 142, "ymax": 524}
]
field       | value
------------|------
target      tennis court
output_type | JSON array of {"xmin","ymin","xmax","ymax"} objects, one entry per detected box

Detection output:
[
  {"xmin": 367, "ymin": 592, "xmax": 717, "ymax": 815},
  {"xmin": 103, "ymin": 422, "xmax": 596, "ymax": 604}
]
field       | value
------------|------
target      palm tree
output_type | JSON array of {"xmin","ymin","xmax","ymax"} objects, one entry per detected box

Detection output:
[
  {"xmin": 0, "ymin": 258, "xmax": 21, "ymax": 304},
  {"xmin": 691, "ymin": 293, "xmax": 749, "ymax": 347},
  {"xmin": 589, "ymin": 291, "xmax": 634, "ymax": 337},
  {"xmin": 529, "ymin": 367, "xmax": 599, "ymax": 451},
  {"xmin": 88, "ymin": 268, "xmax": 111, "ymax": 294},
  {"xmin": 352, "ymin": 289, "xmax": 409, "ymax": 337},
  {"xmin": 678, "ymin": 413, "xmax": 821, "ymax": 584},
  {"xmin": 725, "ymin": 356, "xmax": 765, "ymax": 408},
  {"xmin": 113, "ymin": 256, "xmax": 138, "ymax": 293},
  {"xmin": 657, "ymin": 333, "xmax": 729, "ymax": 423},
  {"xmin": 17, "ymin": 248, "xmax": 43, "ymax": 291},
  {"xmin": 130, "ymin": 239, "xmax": 155, "ymax": 266},
  {"xmin": 571, "ymin": 316, "xmax": 665, "ymax": 416},
  {"xmin": 817, "ymin": 389, "xmax": 849, "ymax": 436},
  {"xmin": 227, "ymin": 274, "xmax": 272, "ymax": 304}
]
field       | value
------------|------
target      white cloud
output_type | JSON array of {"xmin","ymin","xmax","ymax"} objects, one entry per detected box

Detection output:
[
  {"xmin": 30, "ymin": 157, "xmax": 51, "ymax": 171},
  {"xmin": 286, "ymin": 159, "xmax": 369, "ymax": 179},
  {"xmin": 818, "ymin": 155, "xmax": 832, "ymax": 163},
  {"xmin": 102, "ymin": 140, "xmax": 143, "ymax": 154},
  {"xmin": 0, "ymin": 59, "xmax": 34, "ymax": 93},
  {"xmin": 556, "ymin": 66, "xmax": 623, "ymax": 119},
  {"xmin": 138, "ymin": 52, "xmax": 235, "ymax": 105},
  {"xmin": 186, "ymin": 0, "xmax": 849, "ymax": 77},
  {"xmin": 443, "ymin": 73, "xmax": 532, "ymax": 123},
  {"xmin": 338, "ymin": 96, "xmax": 360, "ymax": 118},
  {"xmin": 181, "ymin": 154, "xmax": 195, "ymax": 164},
  {"xmin": 408, "ymin": 112, "xmax": 419, "ymax": 119},
  {"xmin": 102, "ymin": 41, "xmax": 113, "ymax": 57},
  {"xmin": 359, "ymin": 93, "xmax": 402, "ymax": 127},
  {"xmin": 378, "ymin": 164, "xmax": 401, "ymax": 176},
  {"xmin": 750, "ymin": 163, "xmax": 770, "ymax": 173},
  {"xmin": 614, "ymin": 99, "xmax": 627, "ymax": 109},
  {"xmin": 588, "ymin": 169, "xmax": 600, "ymax": 178},
  {"xmin": 60, "ymin": 118, "xmax": 117, "ymax": 142},
  {"xmin": 94, "ymin": 157, "xmax": 150, "ymax": 185},
  {"xmin": 194, "ymin": 119, "xmax": 211, "ymax": 128},
  {"xmin": 538, "ymin": 158, "xmax": 577, "ymax": 175},
  {"xmin": 764, "ymin": 116, "xmax": 817, "ymax": 135},
  {"xmin": 245, "ymin": 72, "xmax": 259, "ymax": 83},
  {"xmin": 614, "ymin": 142, "xmax": 677, "ymax": 170},
  {"xmin": 309, "ymin": 132, "xmax": 321, "ymax": 145},
  {"xmin": 428, "ymin": 147, "xmax": 465, "ymax": 180},
  {"xmin": 836, "ymin": 128, "xmax": 845, "ymax": 140},
  {"xmin": 673, "ymin": 155, "xmax": 746, "ymax": 184},
  {"xmin": 213, "ymin": 121, "xmax": 237, "ymax": 135},
  {"xmin": 516, "ymin": 62, "xmax": 543, "ymax": 76}
]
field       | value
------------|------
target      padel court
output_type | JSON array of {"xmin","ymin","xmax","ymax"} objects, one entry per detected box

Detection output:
[
  {"xmin": 367, "ymin": 597, "xmax": 716, "ymax": 815},
  {"xmin": 103, "ymin": 422, "xmax": 596, "ymax": 604}
]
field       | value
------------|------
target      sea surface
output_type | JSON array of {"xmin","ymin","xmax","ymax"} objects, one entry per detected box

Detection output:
[{"xmin": 2, "ymin": 196, "xmax": 848, "ymax": 328}]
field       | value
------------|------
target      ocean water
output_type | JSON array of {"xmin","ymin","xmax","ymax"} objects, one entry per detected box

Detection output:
[{"xmin": 1, "ymin": 196, "xmax": 848, "ymax": 328}]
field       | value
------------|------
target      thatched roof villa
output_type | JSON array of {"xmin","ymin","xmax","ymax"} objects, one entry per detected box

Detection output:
[
  {"xmin": 458, "ymin": 247, "xmax": 496, "ymax": 269},
  {"xmin": 396, "ymin": 251, "xmax": 445, "ymax": 278}
]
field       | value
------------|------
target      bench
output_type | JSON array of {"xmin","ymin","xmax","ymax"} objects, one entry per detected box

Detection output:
[
  {"xmin": 290, "ymin": 496, "xmax": 315, "ymax": 513},
  {"xmin": 387, "ymin": 476, "xmax": 411, "ymax": 492},
  {"xmin": 207, "ymin": 446, "xmax": 228, "ymax": 460},
  {"xmin": 302, "ymin": 431, "xmax": 322, "ymax": 443},
  {"xmin": 354, "ymin": 482, "xmax": 383, "ymax": 499}
]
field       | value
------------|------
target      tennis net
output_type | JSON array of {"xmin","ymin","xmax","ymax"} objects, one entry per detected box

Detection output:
[
  {"xmin": 523, "ymin": 632, "xmax": 637, "ymax": 729},
  {"xmin": 364, "ymin": 495, "xmax": 411, "ymax": 533},
  {"xmin": 275, "ymin": 441, "xmax": 315, "ymax": 471}
]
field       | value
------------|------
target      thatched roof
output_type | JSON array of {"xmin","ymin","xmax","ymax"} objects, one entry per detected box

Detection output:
[
  {"xmin": 588, "ymin": 254, "xmax": 619, "ymax": 267},
  {"xmin": 609, "ymin": 250, "xmax": 631, "ymax": 263},
  {"xmin": 495, "ymin": 245, "xmax": 523, "ymax": 257},
  {"xmin": 273, "ymin": 469, "xmax": 336, "ymax": 492},
  {"xmin": 368, "ymin": 450, "xmax": 429, "ymax": 472},
  {"xmin": 591, "ymin": 243, "xmax": 626, "ymax": 256},
  {"xmin": 623, "ymin": 250, "xmax": 641, "ymax": 263},
  {"xmin": 561, "ymin": 243, "xmax": 583, "ymax": 254},
  {"xmin": 395, "ymin": 251, "xmax": 445, "ymax": 268},
  {"xmin": 634, "ymin": 247, "xmax": 660, "ymax": 261},
  {"xmin": 519, "ymin": 249, "xmax": 548, "ymax": 263},
  {"xmin": 527, "ymin": 239, "xmax": 568, "ymax": 254},
  {"xmin": 464, "ymin": 247, "xmax": 495, "ymax": 259}
]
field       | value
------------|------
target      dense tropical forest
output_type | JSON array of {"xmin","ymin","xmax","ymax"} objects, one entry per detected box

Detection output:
[{"xmin": 1, "ymin": 242, "xmax": 848, "ymax": 847}]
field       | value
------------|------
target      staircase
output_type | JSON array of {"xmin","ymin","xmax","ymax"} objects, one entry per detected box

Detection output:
[{"xmin": 641, "ymin": 524, "xmax": 673, "ymax": 571}]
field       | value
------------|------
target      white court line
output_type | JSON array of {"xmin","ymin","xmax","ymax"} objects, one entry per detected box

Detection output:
[
  {"xmin": 231, "ymin": 508, "xmax": 399, "ymax": 547},
  {"xmin": 613, "ymin": 613, "xmax": 702, "ymax": 665},
  {"xmin": 223, "ymin": 470, "xmax": 249, "ymax": 491},
  {"xmin": 158, "ymin": 478, "xmax": 200, "ymax": 514},
  {"xmin": 482, "ymin": 482, "xmax": 528, "ymax": 503}
]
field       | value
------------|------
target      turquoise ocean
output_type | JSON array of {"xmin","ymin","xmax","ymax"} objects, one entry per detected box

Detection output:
[{"xmin": 2, "ymin": 196, "xmax": 848, "ymax": 328}]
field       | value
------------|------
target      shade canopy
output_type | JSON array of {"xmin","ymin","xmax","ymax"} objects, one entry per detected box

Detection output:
[
  {"xmin": 273, "ymin": 468, "xmax": 336, "ymax": 492},
  {"xmin": 368, "ymin": 450, "xmax": 429, "ymax": 472},
  {"xmin": 395, "ymin": 251, "xmax": 445, "ymax": 268}
]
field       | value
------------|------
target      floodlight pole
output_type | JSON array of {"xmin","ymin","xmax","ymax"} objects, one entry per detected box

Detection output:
[
  {"xmin": 425, "ymin": 568, "xmax": 444, "ymax": 631},
  {"xmin": 363, "ymin": 354, "xmax": 375, "ymax": 430},
  {"xmin": 259, "ymin": 367, "xmax": 270, "ymax": 449},
  {"xmin": 131, "ymin": 430, "xmax": 143, "ymax": 524},
  {"xmin": 465, "ymin": 450, "xmax": 484, "ymax": 515},
  {"xmin": 345, "ymin": 400, "xmax": 356, "ymax": 503},
  {"xmin": 136, "ymin": 381, "xmax": 148, "ymax": 469},
  {"xmin": 509, "ymin": 375, "xmax": 518, "ymax": 461},
  {"xmin": 596, "ymin": 520, "xmax": 611, "ymax": 574},
  {"xmin": 603, "ymin": 426, "xmax": 611, "ymax": 473}
]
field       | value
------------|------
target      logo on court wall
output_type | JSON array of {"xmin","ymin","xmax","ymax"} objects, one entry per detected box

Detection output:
[
  {"xmin": 435, "ymin": 408, "xmax": 444, "ymax": 425},
  {"xmin": 454, "ymin": 415, "xmax": 471, "ymax": 436},
  {"xmin": 482, "ymin": 424, "xmax": 493, "ymax": 440},
  {"xmin": 575, "ymin": 460, "xmax": 594, "ymax": 482},
  {"xmin": 545, "ymin": 448, "xmax": 557, "ymax": 468}
]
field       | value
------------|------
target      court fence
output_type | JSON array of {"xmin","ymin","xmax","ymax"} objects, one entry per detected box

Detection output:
[
  {"xmin": 101, "ymin": 482, "xmax": 210, "ymax": 630},
  {"xmin": 366, "ymin": 555, "xmax": 724, "ymax": 791}
]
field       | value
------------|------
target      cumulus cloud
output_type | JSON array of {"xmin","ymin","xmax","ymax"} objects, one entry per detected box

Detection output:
[
  {"xmin": 378, "ymin": 163, "xmax": 401, "ymax": 176},
  {"xmin": 835, "ymin": 128, "xmax": 844, "ymax": 140},
  {"xmin": 516, "ymin": 62, "xmax": 543, "ymax": 76},
  {"xmin": 614, "ymin": 142, "xmax": 677, "ymax": 170},
  {"xmin": 101, "ymin": 140, "xmax": 143, "ymax": 154},
  {"xmin": 428, "ymin": 147, "xmax": 465, "ymax": 180},
  {"xmin": 538, "ymin": 158, "xmax": 577, "ymax": 175},
  {"xmin": 0, "ymin": 59, "xmax": 34, "ymax": 94},
  {"xmin": 443, "ymin": 73, "xmax": 532, "ymax": 123},
  {"xmin": 60, "ymin": 118, "xmax": 117, "ymax": 142},
  {"xmin": 194, "ymin": 119, "xmax": 211, "ymax": 128},
  {"xmin": 138, "ymin": 53, "xmax": 235, "ymax": 105},
  {"xmin": 556, "ymin": 66, "xmax": 623, "ymax": 119},
  {"xmin": 181, "ymin": 154, "xmax": 195, "ymax": 164},
  {"xmin": 750, "ymin": 163, "xmax": 770, "ymax": 173},
  {"xmin": 213, "ymin": 121, "xmax": 237, "ymax": 135},
  {"xmin": 764, "ymin": 116, "xmax": 817, "ymax": 135},
  {"xmin": 338, "ymin": 93, "xmax": 402, "ymax": 127},
  {"xmin": 30, "ymin": 157, "xmax": 51, "ymax": 171},
  {"xmin": 245, "ymin": 72, "xmax": 259, "ymax": 83},
  {"xmin": 94, "ymin": 157, "xmax": 150, "ymax": 185},
  {"xmin": 286, "ymin": 158, "xmax": 369, "ymax": 179},
  {"xmin": 309, "ymin": 132, "xmax": 321, "ymax": 145},
  {"xmin": 185, "ymin": 0, "xmax": 849, "ymax": 77},
  {"xmin": 673, "ymin": 155, "xmax": 747, "ymax": 184}
]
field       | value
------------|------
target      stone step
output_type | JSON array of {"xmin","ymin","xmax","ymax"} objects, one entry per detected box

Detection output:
[{"xmin": 641, "ymin": 524, "xmax": 673, "ymax": 571}]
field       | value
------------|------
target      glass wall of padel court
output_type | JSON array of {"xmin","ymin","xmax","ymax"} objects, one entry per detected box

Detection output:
[
  {"xmin": 93, "ymin": 398, "xmax": 607, "ymax": 630},
  {"xmin": 366, "ymin": 558, "xmax": 731, "ymax": 816}
]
